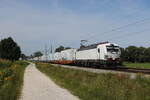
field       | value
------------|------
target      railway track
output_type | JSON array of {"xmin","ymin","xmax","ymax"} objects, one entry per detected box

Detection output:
[
  {"xmin": 114, "ymin": 67, "xmax": 150, "ymax": 75},
  {"xmin": 38, "ymin": 61, "xmax": 150, "ymax": 76},
  {"xmin": 54, "ymin": 64, "xmax": 150, "ymax": 75},
  {"xmin": 65, "ymin": 63, "xmax": 150, "ymax": 75},
  {"xmin": 78, "ymin": 66, "xmax": 150, "ymax": 75}
]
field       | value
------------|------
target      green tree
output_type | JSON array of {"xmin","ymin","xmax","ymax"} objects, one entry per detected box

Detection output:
[
  {"xmin": 137, "ymin": 47, "xmax": 146, "ymax": 62},
  {"xmin": 33, "ymin": 51, "xmax": 43, "ymax": 58},
  {"xmin": 125, "ymin": 46, "xmax": 139, "ymax": 62},
  {"xmin": 20, "ymin": 53, "xmax": 27, "ymax": 60},
  {"xmin": 144, "ymin": 47, "xmax": 150, "ymax": 62},
  {"xmin": 29, "ymin": 54, "xmax": 34, "ymax": 60},
  {"xmin": 0, "ymin": 37, "xmax": 21, "ymax": 61},
  {"xmin": 55, "ymin": 46, "xmax": 65, "ymax": 52},
  {"xmin": 65, "ymin": 47, "xmax": 71, "ymax": 50},
  {"xmin": 121, "ymin": 46, "xmax": 150, "ymax": 63},
  {"xmin": 33, "ymin": 51, "xmax": 43, "ymax": 61},
  {"xmin": 120, "ymin": 47, "xmax": 127, "ymax": 61},
  {"xmin": 55, "ymin": 46, "xmax": 71, "ymax": 52}
]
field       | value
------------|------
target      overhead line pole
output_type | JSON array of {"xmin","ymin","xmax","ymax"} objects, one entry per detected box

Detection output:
[{"xmin": 45, "ymin": 45, "xmax": 48, "ymax": 61}]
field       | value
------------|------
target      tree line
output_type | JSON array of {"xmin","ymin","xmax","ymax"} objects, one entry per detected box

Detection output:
[{"xmin": 121, "ymin": 46, "xmax": 150, "ymax": 63}]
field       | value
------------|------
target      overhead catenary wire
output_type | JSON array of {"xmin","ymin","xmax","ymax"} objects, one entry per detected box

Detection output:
[
  {"xmin": 106, "ymin": 7, "xmax": 148, "ymax": 27},
  {"xmin": 85, "ymin": 17, "xmax": 150, "ymax": 41},
  {"xmin": 91, "ymin": 22, "xmax": 150, "ymax": 41},
  {"xmin": 40, "ymin": 4, "xmax": 150, "ymax": 50},
  {"xmin": 119, "ymin": 40, "xmax": 150, "ymax": 48},
  {"xmin": 63, "ymin": 2, "xmax": 149, "ymax": 46},
  {"xmin": 48, "ymin": 3, "xmax": 150, "ymax": 48},
  {"xmin": 67, "ymin": 17, "xmax": 150, "ymax": 48},
  {"xmin": 84, "ymin": 5, "xmax": 149, "ymax": 41},
  {"xmin": 107, "ymin": 28, "xmax": 150, "ymax": 42},
  {"xmin": 109, "ymin": 30, "xmax": 150, "ymax": 47}
]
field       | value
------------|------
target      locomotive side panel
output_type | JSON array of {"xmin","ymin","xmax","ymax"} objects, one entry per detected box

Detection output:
[
  {"xmin": 75, "ymin": 48, "xmax": 101, "ymax": 66},
  {"xmin": 76, "ymin": 48, "xmax": 98, "ymax": 60}
]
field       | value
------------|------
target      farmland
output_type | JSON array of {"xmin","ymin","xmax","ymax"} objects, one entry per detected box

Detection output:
[
  {"xmin": 0, "ymin": 60, "xmax": 28, "ymax": 100},
  {"xmin": 37, "ymin": 63, "xmax": 150, "ymax": 100}
]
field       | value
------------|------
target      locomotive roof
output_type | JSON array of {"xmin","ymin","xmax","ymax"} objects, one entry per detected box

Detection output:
[{"xmin": 78, "ymin": 42, "xmax": 110, "ymax": 51}]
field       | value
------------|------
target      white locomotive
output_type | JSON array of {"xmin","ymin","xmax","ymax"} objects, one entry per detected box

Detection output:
[{"xmin": 75, "ymin": 42, "xmax": 121, "ymax": 66}]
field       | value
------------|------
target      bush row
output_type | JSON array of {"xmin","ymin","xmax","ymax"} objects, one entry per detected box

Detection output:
[{"xmin": 121, "ymin": 46, "xmax": 150, "ymax": 63}]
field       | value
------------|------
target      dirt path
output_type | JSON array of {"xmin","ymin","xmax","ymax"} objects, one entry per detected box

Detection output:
[{"xmin": 19, "ymin": 63, "xmax": 80, "ymax": 100}]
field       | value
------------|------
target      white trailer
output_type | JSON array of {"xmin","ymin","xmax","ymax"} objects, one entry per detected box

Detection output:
[
  {"xmin": 61, "ymin": 49, "xmax": 76, "ymax": 61},
  {"xmin": 48, "ymin": 53, "xmax": 54, "ymax": 61},
  {"xmin": 53, "ymin": 52, "xmax": 62, "ymax": 60}
]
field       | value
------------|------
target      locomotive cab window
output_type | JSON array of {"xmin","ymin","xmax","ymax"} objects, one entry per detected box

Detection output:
[{"xmin": 106, "ymin": 45, "xmax": 119, "ymax": 52}]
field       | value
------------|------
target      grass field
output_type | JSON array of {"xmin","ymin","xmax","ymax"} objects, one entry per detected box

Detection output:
[
  {"xmin": 37, "ymin": 63, "xmax": 150, "ymax": 100},
  {"xmin": 0, "ymin": 60, "xmax": 29, "ymax": 100},
  {"xmin": 124, "ymin": 62, "xmax": 150, "ymax": 69}
]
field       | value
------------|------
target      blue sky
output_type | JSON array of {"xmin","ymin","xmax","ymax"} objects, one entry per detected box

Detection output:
[{"xmin": 0, "ymin": 0, "xmax": 150, "ymax": 55}]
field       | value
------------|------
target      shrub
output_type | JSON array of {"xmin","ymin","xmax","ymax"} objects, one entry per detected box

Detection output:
[{"xmin": 0, "ymin": 61, "xmax": 28, "ymax": 100}]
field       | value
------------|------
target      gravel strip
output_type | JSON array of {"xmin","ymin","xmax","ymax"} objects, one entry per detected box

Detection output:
[{"xmin": 19, "ymin": 63, "xmax": 80, "ymax": 100}]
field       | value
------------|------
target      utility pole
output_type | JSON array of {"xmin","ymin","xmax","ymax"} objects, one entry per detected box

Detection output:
[
  {"xmin": 50, "ymin": 45, "xmax": 53, "ymax": 61},
  {"xmin": 50, "ymin": 45, "xmax": 53, "ymax": 53},
  {"xmin": 45, "ymin": 45, "xmax": 48, "ymax": 61}
]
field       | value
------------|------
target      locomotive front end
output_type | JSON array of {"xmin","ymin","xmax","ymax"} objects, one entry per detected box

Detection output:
[{"xmin": 105, "ymin": 44, "xmax": 122, "ymax": 65}]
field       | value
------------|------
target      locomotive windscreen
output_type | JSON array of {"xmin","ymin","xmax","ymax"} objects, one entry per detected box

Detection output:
[{"xmin": 106, "ymin": 45, "xmax": 119, "ymax": 52}]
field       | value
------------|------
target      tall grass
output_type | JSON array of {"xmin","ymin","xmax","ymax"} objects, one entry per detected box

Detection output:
[
  {"xmin": 0, "ymin": 59, "xmax": 12, "ymax": 68},
  {"xmin": 37, "ymin": 63, "xmax": 150, "ymax": 100},
  {"xmin": 0, "ymin": 60, "xmax": 28, "ymax": 100},
  {"xmin": 124, "ymin": 62, "xmax": 150, "ymax": 69}
]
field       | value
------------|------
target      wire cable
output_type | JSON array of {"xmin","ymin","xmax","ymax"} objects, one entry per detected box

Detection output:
[{"xmin": 86, "ymin": 17, "xmax": 150, "ymax": 41}]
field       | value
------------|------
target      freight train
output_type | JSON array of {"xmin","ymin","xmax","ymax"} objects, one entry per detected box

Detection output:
[{"xmin": 34, "ymin": 42, "xmax": 122, "ymax": 67}]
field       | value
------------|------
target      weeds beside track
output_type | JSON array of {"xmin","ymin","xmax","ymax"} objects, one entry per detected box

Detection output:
[
  {"xmin": 123, "ymin": 62, "xmax": 150, "ymax": 69},
  {"xmin": 52, "ymin": 63, "xmax": 150, "ymax": 76},
  {"xmin": 114, "ymin": 67, "xmax": 150, "ymax": 75}
]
